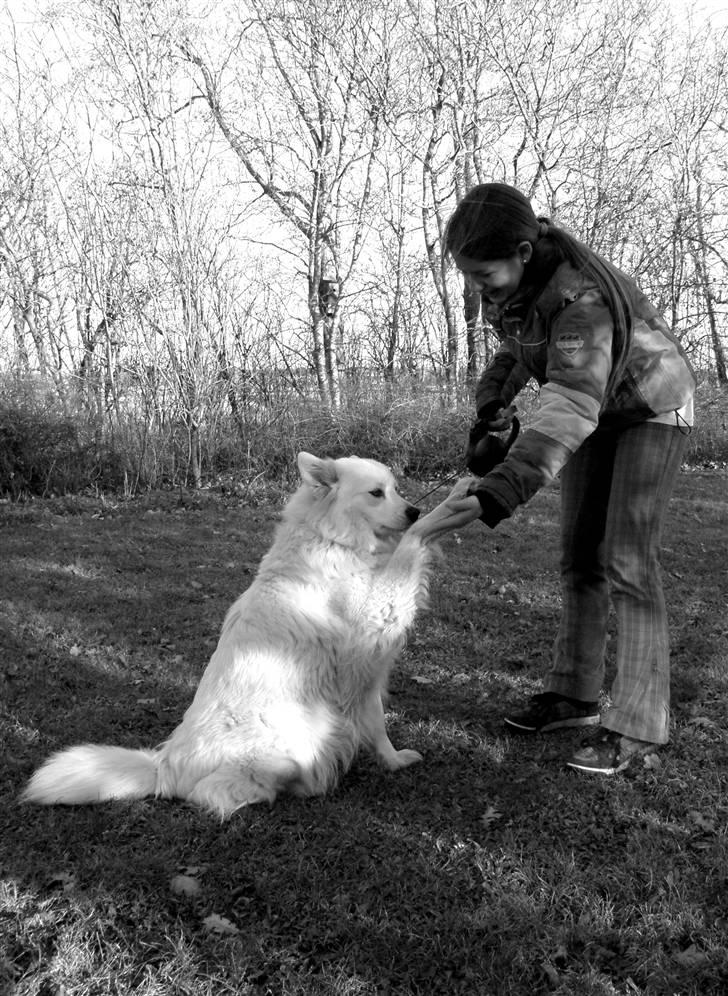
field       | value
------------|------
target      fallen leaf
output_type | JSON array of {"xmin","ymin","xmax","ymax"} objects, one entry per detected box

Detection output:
[
  {"xmin": 548, "ymin": 943, "xmax": 568, "ymax": 966},
  {"xmin": 689, "ymin": 811, "xmax": 716, "ymax": 833},
  {"xmin": 203, "ymin": 913, "xmax": 239, "ymax": 935},
  {"xmin": 540, "ymin": 961, "xmax": 560, "ymax": 985},
  {"xmin": 480, "ymin": 804, "xmax": 503, "ymax": 828},
  {"xmin": 170, "ymin": 874, "xmax": 201, "ymax": 897},
  {"xmin": 182, "ymin": 865, "xmax": 207, "ymax": 876},
  {"xmin": 411, "ymin": 676, "xmax": 434, "ymax": 684},
  {"xmin": 687, "ymin": 716, "xmax": 717, "ymax": 729},
  {"xmin": 47, "ymin": 871, "xmax": 76, "ymax": 892},
  {"xmin": 674, "ymin": 943, "xmax": 710, "ymax": 969},
  {"xmin": 69, "ymin": 645, "xmax": 82, "ymax": 657}
]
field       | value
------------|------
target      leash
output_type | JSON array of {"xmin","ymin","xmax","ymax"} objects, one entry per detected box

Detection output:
[
  {"xmin": 413, "ymin": 410, "xmax": 521, "ymax": 505},
  {"xmin": 414, "ymin": 470, "xmax": 462, "ymax": 505}
]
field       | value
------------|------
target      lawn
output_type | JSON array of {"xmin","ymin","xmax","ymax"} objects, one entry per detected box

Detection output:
[{"xmin": 1, "ymin": 468, "xmax": 727, "ymax": 996}]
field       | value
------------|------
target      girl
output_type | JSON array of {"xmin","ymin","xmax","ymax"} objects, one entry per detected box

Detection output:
[{"xmin": 426, "ymin": 182, "xmax": 695, "ymax": 775}]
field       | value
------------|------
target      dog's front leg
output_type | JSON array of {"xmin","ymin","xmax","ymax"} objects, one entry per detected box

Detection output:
[
  {"xmin": 374, "ymin": 532, "xmax": 431, "ymax": 628},
  {"xmin": 362, "ymin": 688, "xmax": 422, "ymax": 771}
]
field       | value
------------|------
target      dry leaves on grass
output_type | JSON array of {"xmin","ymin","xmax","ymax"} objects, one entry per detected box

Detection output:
[
  {"xmin": 202, "ymin": 913, "xmax": 240, "ymax": 936},
  {"xmin": 169, "ymin": 874, "xmax": 201, "ymax": 897},
  {"xmin": 480, "ymin": 803, "xmax": 503, "ymax": 829}
]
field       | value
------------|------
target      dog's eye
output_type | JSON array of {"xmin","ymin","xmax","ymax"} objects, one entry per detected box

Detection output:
[{"xmin": 369, "ymin": 488, "xmax": 385, "ymax": 498}]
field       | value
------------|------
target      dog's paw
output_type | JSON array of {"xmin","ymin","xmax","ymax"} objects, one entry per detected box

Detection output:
[{"xmin": 381, "ymin": 748, "xmax": 423, "ymax": 771}]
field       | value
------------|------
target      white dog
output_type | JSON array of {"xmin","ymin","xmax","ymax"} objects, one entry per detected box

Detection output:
[{"xmin": 22, "ymin": 451, "xmax": 454, "ymax": 818}]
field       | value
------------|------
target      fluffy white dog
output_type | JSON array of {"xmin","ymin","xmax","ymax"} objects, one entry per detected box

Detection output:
[{"xmin": 23, "ymin": 451, "xmax": 459, "ymax": 818}]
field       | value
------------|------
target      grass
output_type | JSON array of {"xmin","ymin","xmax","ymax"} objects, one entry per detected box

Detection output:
[{"xmin": 1, "ymin": 469, "xmax": 727, "ymax": 995}]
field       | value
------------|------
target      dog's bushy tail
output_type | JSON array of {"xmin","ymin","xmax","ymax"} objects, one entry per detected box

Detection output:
[{"xmin": 21, "ymin": 745, "xmax": 159, "ymax": 806}]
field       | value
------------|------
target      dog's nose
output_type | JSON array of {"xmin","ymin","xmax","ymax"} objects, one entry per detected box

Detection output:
[{"xmin": 406, "ymin": 505, "xmax": 421, "ymax": 522}]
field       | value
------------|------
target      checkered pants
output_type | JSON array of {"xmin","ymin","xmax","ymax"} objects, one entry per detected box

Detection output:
[{"xmin": 545, "ymin": 421, "xmax": 689, "ymax": 743}]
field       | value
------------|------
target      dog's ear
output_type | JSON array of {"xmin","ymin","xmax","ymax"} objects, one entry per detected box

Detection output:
[{"xmin": 297, "ymin": 452, "xmax": 339, "ymax": 489}]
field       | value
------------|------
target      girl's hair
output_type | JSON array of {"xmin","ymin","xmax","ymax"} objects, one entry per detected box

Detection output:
[{"xmin": 444, "ymin": 183, "xmax": 633, "ymax": 394}]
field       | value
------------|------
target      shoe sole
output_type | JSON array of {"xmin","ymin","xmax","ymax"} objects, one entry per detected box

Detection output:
[
  {"xmin": 566, "ymin": 745, "xmax": 655, "ymax": 775},
  {"xmin": 565, "ymin": 758, "xmax": 629, "ymax": 775},
  {"xmin": 504, "ymin": 714, "xmax": 600, "ymax": 733}
]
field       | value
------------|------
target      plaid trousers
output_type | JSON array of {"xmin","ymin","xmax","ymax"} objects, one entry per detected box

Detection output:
[{"xmin": 545, "ymin": 421, "xmax": 688, "ymax": 743}]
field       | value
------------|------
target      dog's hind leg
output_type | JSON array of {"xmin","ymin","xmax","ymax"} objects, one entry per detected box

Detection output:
[
  {"xmin": 361, "ymin": 689, "xmax": 422, "ymax": 771},
  {"xmin": 185, "ymin": 756, "xmax": 301, "ymax": 818}
]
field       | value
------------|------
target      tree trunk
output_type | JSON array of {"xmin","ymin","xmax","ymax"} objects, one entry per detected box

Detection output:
[
  {"xmin": 463, "ymin": 284, "xmax": 482, "ymax": 381},
  {"xmin": 694, "ymin": 181, "xmax": 728, "ymax": 383}
]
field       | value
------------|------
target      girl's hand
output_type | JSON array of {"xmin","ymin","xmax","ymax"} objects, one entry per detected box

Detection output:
[{"xmin": 411, "ymin": 477, "xmax": 482, "ymax": 542}]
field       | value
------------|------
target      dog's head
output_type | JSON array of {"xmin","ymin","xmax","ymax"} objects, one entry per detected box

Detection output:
[{"xmin": 287, "ymin": 451, "xmax": 420, "ymax": 552}]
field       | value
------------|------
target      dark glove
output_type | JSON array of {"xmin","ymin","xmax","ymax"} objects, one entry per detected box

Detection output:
[
  {"xmin": 465, "ymin": 415, "xmax": 520, "ymax": 476},
  {"xmin": 476, "ymin": 399, "xmax": 508, "ymax": 424},
  {"xmin": 477, "ymin": 401, "xmax": 518, "ymax": 431}
]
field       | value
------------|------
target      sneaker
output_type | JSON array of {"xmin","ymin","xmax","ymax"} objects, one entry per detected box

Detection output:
[
  {"xmin": 566, "ymin": 727, "xmax": 657, "ymax": 774},
  {"xmin": 503, "ymin": 692, "xmax": 600, "ymax": 733}
]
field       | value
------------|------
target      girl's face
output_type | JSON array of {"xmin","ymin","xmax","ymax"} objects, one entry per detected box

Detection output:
[{"xmin": 451, "ymin": 241, "xmax": 533, "ymax": 306}]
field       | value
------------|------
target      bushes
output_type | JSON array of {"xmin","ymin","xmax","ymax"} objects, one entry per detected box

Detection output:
[
  {"xmin": 685, "ymin": 382, "xmax": 728, "ymax": 466},
  {"xmin": 0, "ymin": 407, "xmax": 129, "ymax": 498},
  {"xmin": 0, "ymin": 374, "xmax": 725, "ymax": 498},
  {"xmin": 0, "ymin": 393, "xmax": 125, "ymax": 498},
  {"xmin": 0, "ymin": 380, "xmax": 479, "ymax": 496},
  {"xmin": 199, "ymin": 395, "xmax": 470, "ymax": 490}
]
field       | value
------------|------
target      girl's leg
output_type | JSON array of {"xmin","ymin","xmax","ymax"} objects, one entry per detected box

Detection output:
[
  {"xmin": 546, "ymin": 429, "xmax": 618, "ymax": 701},
  {"xmin": 601, "ymin": 422, "xmax": 688, "ymax": 744}
]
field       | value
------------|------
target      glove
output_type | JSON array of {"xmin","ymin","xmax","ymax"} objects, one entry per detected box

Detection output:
[
  {"xmin": 477, "ymin": 401, "xmax": 518, "ymax": 431},
  {"xmin": 476, "ymin": 399, "xmax": 507, "ymax": 424},
  {"xmin": 465, "ymin": 414, "xmax": 520, "ymax": 477}
]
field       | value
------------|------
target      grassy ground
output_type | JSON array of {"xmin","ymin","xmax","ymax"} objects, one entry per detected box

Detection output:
[{"xmin": 1, "ymin": 469, "xmax": 727, "ymax": 996}]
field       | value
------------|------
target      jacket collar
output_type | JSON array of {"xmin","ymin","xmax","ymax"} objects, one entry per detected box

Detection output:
[{"xmin": 485, "ymin": 262, "xmax": 594, "ymax": 326}]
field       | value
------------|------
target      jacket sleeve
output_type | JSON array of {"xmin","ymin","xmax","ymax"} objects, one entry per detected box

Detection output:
[
  {"xmin": 469, "ymin": 288, "xmax": 614, "ymax": 526},
  {"xmin": 474, "ymin": 342, "xmax": 532, "ymax": 418}
]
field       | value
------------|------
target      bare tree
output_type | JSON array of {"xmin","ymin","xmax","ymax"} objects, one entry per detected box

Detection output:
[
  {"xmin": 180, "ymin": 0, "xmax": 400, "ymax": 408},
  {"xmin": 653, "ymin": 21, "xmax": 728, "ymax": 379},
  {"xmin": 1, "ymin": 0, "xmax": 726, "ymax": 430},
  {"xmin": 0, "ymin": 16, "xmax": 65, "ymax": 386}
]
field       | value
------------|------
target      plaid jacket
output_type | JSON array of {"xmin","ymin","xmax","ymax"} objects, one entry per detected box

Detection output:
[{"xmin": 470, "ymin": 262, "xmax": 696, "ymax": 524}]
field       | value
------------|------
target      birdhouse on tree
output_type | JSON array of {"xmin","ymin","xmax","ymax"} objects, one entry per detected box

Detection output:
[{"xmin": 318, "ymin": 279, "xmax": 339, "ymax": 318}]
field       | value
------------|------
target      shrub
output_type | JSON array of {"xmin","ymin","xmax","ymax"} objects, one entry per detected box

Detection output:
[
  {"xmin": 0, "ymin": 380, "xmax": 128, "ymax": 497},
  {"xmin": 0, "ymin": 373, "xmax": 725, "ymax": 498}
]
